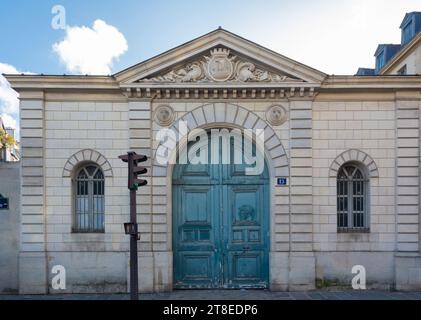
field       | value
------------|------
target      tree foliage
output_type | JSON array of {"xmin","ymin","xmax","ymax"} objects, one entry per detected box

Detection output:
[{"xmin": 0, "ymin": 128, "xmax": 16, "ymax": 149}]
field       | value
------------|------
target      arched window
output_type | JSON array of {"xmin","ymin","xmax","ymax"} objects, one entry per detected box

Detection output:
[
  {"xmin": 337, "ymin": 163, "xmax": 369, "ymax": 232},
  {"xmin": 73, "ymin": 164, "xmax": 105, "ymax": 233}
]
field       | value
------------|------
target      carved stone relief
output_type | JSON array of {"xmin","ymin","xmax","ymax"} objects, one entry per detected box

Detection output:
[
  {"xmin": 139, "ymin": 48, "xmax": 301, "ymax": 83},
  {"xmin": 266, "ymin": 105, "xmax": 287, "ymax": 126},
  {"xmin": 154, "ymin": 105, "xmax": 175, "ymax": 127}
]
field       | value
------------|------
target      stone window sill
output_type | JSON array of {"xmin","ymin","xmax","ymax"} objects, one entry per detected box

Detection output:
[
  {"xmin": 71, "ymin": 229, "xmax": 105, "ymax": 234},
  {"xmin": 337, "ymin": 227, "xmax": 370, "ymax": 234}
]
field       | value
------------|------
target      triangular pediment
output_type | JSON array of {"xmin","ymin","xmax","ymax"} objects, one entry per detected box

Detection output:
[
  {"xmin": 133, "ymin": 46, "xmax": 304, "ymax": 84},
  {"xmin": 115, "ymin": 29, "xmax": 326, "ymax": 86}
]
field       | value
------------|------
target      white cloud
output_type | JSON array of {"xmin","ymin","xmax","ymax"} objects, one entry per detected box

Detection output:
[
  {"xmin": 0, "ymin": 63, "xmax": 20, "ymax": 75},
  {"xmin": 53, "ymin": 19, "xmax": 128, "ymax": 75},
  {"xmin": 0, "ymin": 63, "xmax": 20, "ymax": 115},
  {"xmin": 0, "ymin": 62, "xmax": 31, "ymax": 138}
]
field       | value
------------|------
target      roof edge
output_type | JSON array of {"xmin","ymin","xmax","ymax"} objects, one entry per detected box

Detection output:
[
  {"xmin": 3, "ymin": 74, "xmax": 119, "ymax": 91},
  {"xmin": 379, "ymin": 32, "xmax": 421, "ymax": 75}
]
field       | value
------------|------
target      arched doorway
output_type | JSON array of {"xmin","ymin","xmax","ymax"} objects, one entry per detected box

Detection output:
[{"xmin": 172, "ymin": 130, "xmax": 270, "ymax": 289}]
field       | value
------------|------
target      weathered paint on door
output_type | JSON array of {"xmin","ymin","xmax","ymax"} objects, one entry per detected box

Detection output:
[{"xmin": 173, "ymin": 135, "xmax": 269, "ymax": 289}]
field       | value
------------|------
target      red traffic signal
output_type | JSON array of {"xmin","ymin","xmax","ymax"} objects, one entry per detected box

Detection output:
[{"xmin": 119, "ymin": 152, "xmax": 148, "ymax": 190}]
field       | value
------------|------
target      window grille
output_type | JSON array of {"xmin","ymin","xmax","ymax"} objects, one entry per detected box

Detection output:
[
  {"xmin": 74, "ymin": 164, "xmax": 105, "ymax": 233},
  {"xmin": 337, "ymin": 164, "xmax": 369, "ymax": 233}
]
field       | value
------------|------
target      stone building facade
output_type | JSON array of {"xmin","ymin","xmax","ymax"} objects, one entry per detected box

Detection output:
[
  {"xmin": 0, "ymin": 161, "xmax": 20, "ymax": 293},
  {"xmin": 4, "ymin": 28, "xmax": 421, "ymax": 293}
]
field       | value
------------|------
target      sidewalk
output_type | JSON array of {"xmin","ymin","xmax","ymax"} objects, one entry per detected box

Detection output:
[{"xmin": 2, "ymin": 290, "xmax": 421, "ymax": 300}]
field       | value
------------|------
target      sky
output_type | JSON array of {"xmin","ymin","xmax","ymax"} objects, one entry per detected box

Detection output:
[{"xmin": 0, "ymin": 0, "xmax": 420, "ymax": 137}]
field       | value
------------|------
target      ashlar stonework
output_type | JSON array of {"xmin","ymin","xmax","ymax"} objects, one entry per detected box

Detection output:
[{"xmin": 4, "ymin": 28, "xmax": 421, "ymax": 294}]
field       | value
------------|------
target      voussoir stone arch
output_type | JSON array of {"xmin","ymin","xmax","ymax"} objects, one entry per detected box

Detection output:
[
  {"xmin": 329, "ymin": 149, "xmax": 379, "ymax": 178},
  {"xmin": 62, "ymin": 149, "xmax": 113, "ymax": 178},
  {"xmin": 153, "ymin": 103, "xmax": 289, "ymax": 178}
]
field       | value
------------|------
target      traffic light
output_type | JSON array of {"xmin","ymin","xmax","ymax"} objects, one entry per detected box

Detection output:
[
  {"xmin": 118, "ymin": 151, "xmax": 148, "ymax": 300},
  {"xmin": 119, "ymin": 152, "xmax": 148, "ymax": 190}
]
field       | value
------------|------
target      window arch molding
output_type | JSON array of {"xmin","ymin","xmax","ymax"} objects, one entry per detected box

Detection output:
[
  {"xmin": 329, "ymin": 149, "xmax": 379, "ymax": 179},
  {"xmin": 62, "ymin": 149, "xmax": 113, "ymax": 178}
]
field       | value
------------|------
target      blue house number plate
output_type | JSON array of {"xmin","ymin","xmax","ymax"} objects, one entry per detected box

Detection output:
[
  {"xmin": 277, "ymin": 178, "xmax": 287, "ymax": 186},
  {"xmin": 0, "ymin": 194, "xmax": 9, "ymax": 210}
]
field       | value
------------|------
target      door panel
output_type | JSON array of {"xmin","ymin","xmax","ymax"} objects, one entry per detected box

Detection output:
[
  {"xmin": 223, "ymin": 184, "xmax": 269, "ymax": 288},
  {"xmin": 173, "ymin": 184, "xmax": 220, "ymax": 288},
  {"xmin": 228, "ymin": 251, "xmax": 265, "ymax": 283},
  {"xmin": 177, "ymin": 252, "xmax": 217, "ymax": 288},
  {"xmin": 173, "ymin": 134, "xmax": 269, "ymax": 289}
]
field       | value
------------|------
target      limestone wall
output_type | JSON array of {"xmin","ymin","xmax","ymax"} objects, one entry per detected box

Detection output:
[{"xmin": 15, "ymin": 88, "xmax": 421, "ymax": 293}]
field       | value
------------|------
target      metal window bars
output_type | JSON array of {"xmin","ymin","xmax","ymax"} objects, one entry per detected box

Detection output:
[
  {"xmin": 74, "ymin": 165, "xmax": 105, "ymax": 233},
  {"xmin": 336, "ymin": 165, "xmax": 369, "ymax": 233}
]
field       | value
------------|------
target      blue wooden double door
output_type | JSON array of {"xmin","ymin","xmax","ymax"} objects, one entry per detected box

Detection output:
[{"xmin": 173, "ymin": 137, "xmax": 270, "ymax": 289}]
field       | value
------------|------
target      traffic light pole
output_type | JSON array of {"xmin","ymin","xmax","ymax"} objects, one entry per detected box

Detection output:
[
  {"xmin": 129, "ymin": 184, "xmax": 138, "ymax": 300},
  {"xmin": 127, "ymin": 151, "xmax": 139, "ymax": 301},
  {"xmin": 119, "ymin": 151, "xmax": 148, "ymax": 301}
]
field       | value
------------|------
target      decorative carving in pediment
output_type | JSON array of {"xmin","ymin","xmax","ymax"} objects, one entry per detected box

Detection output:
[{"xmin": 138, "ymin": 48, "xmax": 302, "ymax": 84}]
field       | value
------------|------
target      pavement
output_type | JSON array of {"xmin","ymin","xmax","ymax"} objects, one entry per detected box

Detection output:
[{"xmin": 2, "ymin": 290, "xmax": 421, "ymax": 300}]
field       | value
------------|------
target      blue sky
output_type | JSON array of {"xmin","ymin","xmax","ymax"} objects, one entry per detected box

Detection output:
[
  {"xmin": 1, "ymin": 0, "xmax": 419, "ymax": 75},
  {"xmin": 0, "ymin": 0, "xmax": 420, "ymax": 136}
]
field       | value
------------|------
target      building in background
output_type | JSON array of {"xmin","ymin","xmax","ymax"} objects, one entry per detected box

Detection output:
[
  {"xmin": 0, "ymin": 116, "xmax": 20, "ymax": 294},
  {"xmin": 357, "ymin": 11, "xmax": 421, "ymax": 76},
  {"xmin": 0, "ymin": 116, "xmax": 20, "ymax": 162},
  {"xmin": 3, "ymin": 13, "xmax": 421, "ymax": 294}
]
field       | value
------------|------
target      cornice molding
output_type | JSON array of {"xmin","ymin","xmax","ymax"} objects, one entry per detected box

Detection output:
[
  {"xmin": 321, "ymin": 75, "xmax": 421, "ymax": 90},
  {"xmin": 121, "ymin": 86, "xmax": 316, "ymax": 100},
  {"xmin": 3, "ymin": 75, "xmax": 119, "ymax": 91},
  {"xmin": 5, "ymin": 73, "xmax": 421, "ymax": 95}
]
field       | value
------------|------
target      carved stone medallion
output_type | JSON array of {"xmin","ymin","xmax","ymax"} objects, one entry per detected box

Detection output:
[
  {"xmin": 205, "ymin": 48, "xmax": 235, "ymax": 82},
  {"xmin": 154, "ymin": 105, "xmax": 175, "ymax": 126},
  {"xmin": 266, "ymin": 105, "xmax": 287, "ymax": 126}
]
